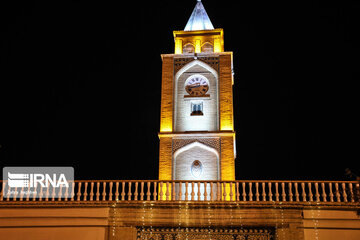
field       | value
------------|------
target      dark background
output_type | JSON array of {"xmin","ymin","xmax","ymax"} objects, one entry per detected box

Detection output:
[{"xmin": 0, "ymin": 1, "xmax": 359, "ymax": 180}]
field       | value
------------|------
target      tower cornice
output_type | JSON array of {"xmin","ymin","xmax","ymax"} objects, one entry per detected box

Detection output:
[{"xmin": 158, "ymin": 131, "xmax": 235, "ymax": 139}]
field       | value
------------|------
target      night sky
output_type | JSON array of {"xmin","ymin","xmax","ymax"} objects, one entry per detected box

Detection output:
[{"xmin": 1, "ymin": 1, "xmax": 359, "ymax": 181}]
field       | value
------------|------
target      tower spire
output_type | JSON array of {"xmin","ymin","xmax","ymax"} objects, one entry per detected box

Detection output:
[{"xmin": 184, "ymin": 0, "xmax": 214, "ymax": 31}]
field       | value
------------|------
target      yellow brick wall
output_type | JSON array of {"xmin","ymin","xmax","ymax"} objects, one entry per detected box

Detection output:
[
  {"xmin": 159, "ymin": 55, "xmax": 174, "ymax": 132},
  {"xmin": 220, "ymin": 135, "xmax": 235, "ymax": 181},
  {"xmin": 219, "ymin": 53, "xmax": 234, "ymax": 131},
  {"xmin": 158, "ymin": 136, "xmax": 173, "ymax": 180}
]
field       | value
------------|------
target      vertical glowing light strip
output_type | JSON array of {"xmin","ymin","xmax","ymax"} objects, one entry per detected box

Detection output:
[
  {"xmin": 195, "ymin": 39, "xmax": 201, "ymax": 53},
  {"xmin": 214, "ymin": 38, "xmax": 221, "ymax": 52},
  {"xmin": 175, "ymin": 39, "xmax": 183, "ymax": 54}
]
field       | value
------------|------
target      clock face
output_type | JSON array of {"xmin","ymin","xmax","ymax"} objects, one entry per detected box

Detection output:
[{"xmin": 185, "ymin": 75, "xmax": 209, "ymax": 96}]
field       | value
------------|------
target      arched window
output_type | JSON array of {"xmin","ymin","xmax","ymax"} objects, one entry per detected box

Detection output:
[
  {"xmin": 201, "ymin": 42, "xmax": 214, "ymax": 53},
  {"xmin": 183, "ymin": 43, "xmax": 195, "ymax": 54}
]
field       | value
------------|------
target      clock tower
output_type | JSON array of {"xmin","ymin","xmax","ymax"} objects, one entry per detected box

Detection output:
[{"xmin": 158, "ymin": 0, "xmax": 236, "ymax": 184}]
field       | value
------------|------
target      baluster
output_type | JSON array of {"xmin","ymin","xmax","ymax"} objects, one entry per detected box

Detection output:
[
  {"xmin": 1, "ymin": 184, "xmax": 5, "ymax": 201},
  {"xmin": 128, "ymin": 182, "xmax": 132, "ymax": 201},
  {"xmin": 217, "ymin": 182, "xmax": 221, "ymax": 201},
  {"xmin": 242, "ymin": 182, "xmax": 246, "ymax": 201},
  {"xmin": 197, "ymin": 182, "xmax": 201, "ymax": 201},
  {"xmin": 77, "ymin": 182, "xmax": 82, "ymax": 201},
  {"xmin": 159, "ymin": 182, "xmax": 163, "ymax": 201},
  {"xmin": 166, "ymin": 182, "xmax": 170, "ymax": 201},
  {"xmin": 329, "ymin": 183, "xmax": 334, "ymax": 202},
  {"xmin": 115, "ymin": 182, "xmax": 119, "ymax": 201},
  {"xmin": 102, "ymin": 182, "xmax": 107, "ymax": 201},
  {"xmin": 109, "ymin": 182, "xmax": 113, "ymax": 201},
  {"xmin": 57, "ymin": 185, "xmax": 63, "ymax": 201},
  {"xmin": 248, "ymin": 182, "xmax": 253, "ymax": 201},
  {"xmin": 321, "ymin": 183, "xmax": 327, "ymax": 202},
  {"xmin": 20, "ymin": 186, "xmax": 25, "ymax": 201},
  {"xmin": 235, "ymin": 182, "xmax": 240, "ymax": 202},
  {"xmin": 172, "ymin": 182, "xmax": 176, "ymax": 200},
  {"xmin": 255, "ymin": 182, "xmax": 259, "ymax": 201},
  {"xmin": 83, "ymin": 182, "xmax": 88, "ymax": 201},
  {"xmin": 301, "ymin": 183, "xmax": 306, "ymax": 201},
  {"xmin": 38, "ymin": 186, "xmax": 43, "ymax": 201},
  {"xmin": 315, "ymin": 183, "xmax": 320, "ymax": 202},
  {"xmin": 89, "ymin": 182, "xmax": 94, "ymax": 201},
  {"xmin": 349, "ymin": 183, "xmax": 354, "ymax": 202},
  {"xmin": 12, "ymin": 187, "xmax": 18, "ymax": 201},
  {"xmin": 134, "ymin": 182, "xmax": 138, "ymax": 201},
  {"xmin": 51, "ymin": 183, "xmax": 57, "ymax": 201},
  {"xmin": 121, "ymin": 182, "xmax": 125, "ymax": 201},
  {"xmin": 275, "ymin": 182, "xmax": 280, "ymax": 202},
  {"xmin": 191, "ymin": 182, "xmax": 195, "ymax": 201},
  {"xmin": 28, "ymin": 186, "xmax": 35, "ymax": 201},
  {"xmin": 342, "ymin": 183, "xmax": 348, "ymax": 202},
  {"xmin": 153, "ymin": 182, "xmax": 157, "ymax": 200},
  {"xmin": 223, "ymin": 182, "xmax": 227, "ymax": 201},
  {"xmin": 140, "ymin": 182, "xmax": 144, "ymax": 201},
  {"xmin": 294, "ymin": 183, "xmax": 299, "ymax": 202},
  {"xmin": 64, "ymin": 184, "xmax": 69, "ymax": 201},
  {"xmin": 262, "ymin": 182, "xmax": 266, "ymax": 201},
  {"xmin": 6, "ymin": 185, "xmax": 11, "ymax": 201},
  {"xmin": 236, "ymin": 182, "xmax": 240, "ymax": 201},
  {"xmin": 31, "ymin": 183, "xmax": 36, "ymax": 201},
  {"xmin": 281, "ymin": 182, "xmax": 286, "ymax": 202},
  {"xmin": 335, "ymin": 183, "xmax": 341, "ymax": 202},
  {"xmin": 179, "ymin": 182, "xmax": 183, "ymax": 201},
  {"xmin": 146, "ymin": 182, "xmax": 151, "ymax": 201},
  {"xmin": 30, "ymin": 186, "xmax": 34, "ymax": 201},
  {"xmin": 185, "ymin": 182, "xmax": 189, "ymax": 201},
  {"xmin": 96, "ymin": 182, "xmax": 100, "ymax": 201},
  {"xmin": 204, "ymin": 182, "xmax": 207, "ymax": 201},
  {"xmin": 210, "ymin": 182, "xmax": 214, "ymax": 201},
  {"xmin": 70, "ymin": 182, "xmax": 75, "ymax": 201},
  {"xmin": 6, "ymin": 182, "xmax": 10, "ymax": 201},
  {"xmin": 229, "ymin": 182, "xmax": 234, "ymax": 201},
  {"xmin": 268, "ymin": 182, "xmax": 273, "ymax": 201},
  {"xmin": 0, "ymin": 181, "xmax": 4, "ymax": 201},
  {"xmin": 288, "ymin": 182, "xmax": 293, "ymax": 202},
  {"xmin": 20, "ymin": 187, "xmax": 26, "ymax": 201},
  {"xmin": 308, "ymin": 183, "xmax": 313, "ymax": 202}
]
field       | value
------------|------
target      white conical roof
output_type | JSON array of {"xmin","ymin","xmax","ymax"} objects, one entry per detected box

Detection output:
[{"xmin": 184, "ymin": 0, "xmax": 214, "ymax": 31}]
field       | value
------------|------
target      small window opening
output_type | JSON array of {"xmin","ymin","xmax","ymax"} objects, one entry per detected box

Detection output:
[{"xmin": 191, "ymin": 102, "xmax": 203, "ymax": 116}]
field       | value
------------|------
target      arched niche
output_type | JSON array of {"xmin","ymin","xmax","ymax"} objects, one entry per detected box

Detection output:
[
  {"xmin": 174, "ymin": 60, "xmax": 219, "ymax": 132},
  {"xmin": 201, "ymin": 42, "xmax": 214, "ymax": 53},
  {"xmin": 173, "ymin": 141, "xmax": 219, "ymax": 180},
  {"xmin": 183, "ymin": 43, "xmax": 195, "ymax": 54}
]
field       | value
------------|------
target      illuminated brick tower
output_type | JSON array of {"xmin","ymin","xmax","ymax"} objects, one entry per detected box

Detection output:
[{"xmin": 158, "ymin": 0, "xmax": 236, "ymax": 182}]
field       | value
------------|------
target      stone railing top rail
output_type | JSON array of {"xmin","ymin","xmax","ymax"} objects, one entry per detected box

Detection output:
[{"xmin": 0, "ymin": 180, "xmax": 359, "ymax": 205}]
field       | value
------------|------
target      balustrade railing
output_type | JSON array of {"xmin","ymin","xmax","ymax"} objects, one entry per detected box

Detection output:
[{"xmin": 0, "ymin": 180, "xmax": 359, "ymax": 204}]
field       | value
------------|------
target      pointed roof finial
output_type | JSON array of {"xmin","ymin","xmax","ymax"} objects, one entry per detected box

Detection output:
[{"xmin": 184, "ymin": 0, "xmax": 214, "ymax": 31}]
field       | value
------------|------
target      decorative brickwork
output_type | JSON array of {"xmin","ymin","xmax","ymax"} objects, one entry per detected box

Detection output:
[
  {"xmin": 174, "ymin": 57, "xmax": 193, "ymax": 73},
  {"xmin": 136, "ymin": 226, "xmax": 275, "ymax": 240},
  {"xmin": 174, "ymin": 56, "xmax": 219, "ymax": 74},
  {"xmin": 172, "ymin": 137, "xmax": 220, "ymax": 154}
]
